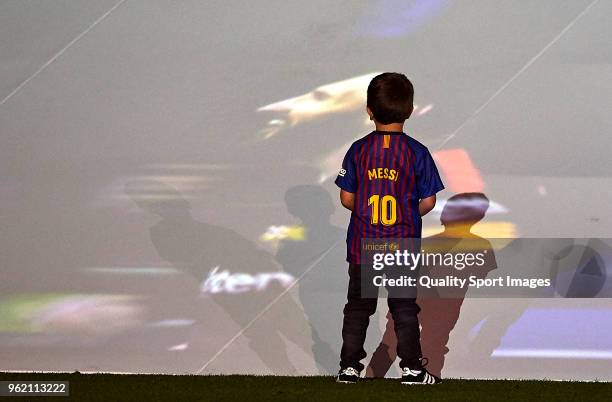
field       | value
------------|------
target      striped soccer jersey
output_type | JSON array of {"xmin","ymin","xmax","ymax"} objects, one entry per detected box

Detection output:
[{"xmin": 335, "ymin": 130, "xmax": 444, "ymax": 263}]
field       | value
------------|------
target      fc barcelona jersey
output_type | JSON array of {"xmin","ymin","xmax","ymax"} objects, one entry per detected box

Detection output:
[{"xmin": 334, "ymin": 130, "xmax": 444, "ymax": 263}]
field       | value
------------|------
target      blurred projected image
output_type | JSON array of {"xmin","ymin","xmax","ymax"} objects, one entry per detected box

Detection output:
[
  {"xmin": 426, "ymin": 149, "xmax": 515, "ymax": 239},
  {"xmin": 356, "ymin": 0, "xmax": 453, "ymax": 38},
  {"xmin": 257, "ymin": 73, "xmax": 381, "ymax": 139},
  {"xmin": 0, "ymin": 294, "xmax": 144, "ymax": 342},
  {"xmin": 257, "ymin": 72, "xmax": 433, "ymax": 183},
  {"xmin": 125, "ymin": 180, "xmax": 315, "ymax": 375},
  {"xmin": 1, "ymin": 0, "xmax": 611, "ymax": 384}
]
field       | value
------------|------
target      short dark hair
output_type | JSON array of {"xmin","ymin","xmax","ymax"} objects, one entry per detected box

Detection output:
[{"xmin": 367, "ymin": 72, "xmax": 414, "ymax": 124}]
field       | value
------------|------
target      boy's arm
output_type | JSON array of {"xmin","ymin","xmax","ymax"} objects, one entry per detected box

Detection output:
[
  {"xmin": 340, "ymin": 189, "xmax": 355, "ymax": 212},
  {"xmin": 419, "ymin": 194, "xmax": 436, "ymax": 216},
  {"xmin": 335, "ymin": 143, "xmax": 357, "ymax": 210},
  {"xmin": 416, "ymin": 147, "xmax": 444, "ymax": 216}
]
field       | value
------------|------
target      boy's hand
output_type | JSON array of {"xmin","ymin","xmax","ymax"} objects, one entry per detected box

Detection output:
[
  {"xmin": 340, "ymin": 190, "xmax": 355, "ymax": 212},
  {"xmin": 419, "ymin": 195, "xmax": 436, "ymax": 216}
]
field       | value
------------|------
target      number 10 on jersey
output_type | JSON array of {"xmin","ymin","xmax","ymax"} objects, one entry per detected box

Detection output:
[{"xmin": 367, "ymin": 194, "xmax": 397, "ymax": 226}]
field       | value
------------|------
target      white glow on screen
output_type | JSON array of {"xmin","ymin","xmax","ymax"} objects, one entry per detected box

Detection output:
[
  {"xmin": 201, "ymin": 266, "xmax": 295, "ymax": 294},
  {"xmin": 257, "ymin": 72, "xmax": 382, "ymax": 138},
  {"xmin": 492, "ymin": 349, "xmax": 612, "ymax": 360}
]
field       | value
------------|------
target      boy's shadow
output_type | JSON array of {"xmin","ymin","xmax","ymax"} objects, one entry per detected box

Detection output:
[
  {"xmin": 125, "ymin": 179, "xmax": 313, "ymax": 374},
  {"xmin": 366, "ymin": 192, "xmax": 496, "ymax": 378},
  {"xmin": 276, "ymin": 185, "xmax": 381, "ymax": 374}
]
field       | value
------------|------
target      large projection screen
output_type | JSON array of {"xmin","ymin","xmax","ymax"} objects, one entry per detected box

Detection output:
[{"xmin": 1, "ymin": 0, "xmax": 611, "ymax": 380}]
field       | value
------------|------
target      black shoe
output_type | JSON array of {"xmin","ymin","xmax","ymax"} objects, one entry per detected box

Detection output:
[
  {"xmin": 400, "ymin": 359, "xmax": 441, "ymax": 385},
  {"xmin": 336, "ymin": 367, "xmax": 360, "ymax": 384}
]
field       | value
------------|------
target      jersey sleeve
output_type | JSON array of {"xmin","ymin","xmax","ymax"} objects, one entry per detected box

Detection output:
[
  {"xmin": 334, "ymin": 144, "xmax": 358, "ymax": 193},
  {"xmin": 416, "ymin": 148, "xmax": 445, "ymax": 198}
]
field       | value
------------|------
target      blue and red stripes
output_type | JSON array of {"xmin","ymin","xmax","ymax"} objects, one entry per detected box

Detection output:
[{"xmin": 345, "ymin": 131, "xmax": 423, "ymax": 264}]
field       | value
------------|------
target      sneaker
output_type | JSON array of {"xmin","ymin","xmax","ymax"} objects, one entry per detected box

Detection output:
[
  {"xmin": 400, "ymin": 359, "xmax": 441, "ymax": 385},
  {"xmin": 336, "ymin": 367, "xmax": 360, "ymax": 384}
]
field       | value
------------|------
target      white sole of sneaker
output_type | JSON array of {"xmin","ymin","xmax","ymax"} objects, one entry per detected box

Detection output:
[{"xmin": 336, "ymin": 379, "xmax": 358, "ymax": 384}]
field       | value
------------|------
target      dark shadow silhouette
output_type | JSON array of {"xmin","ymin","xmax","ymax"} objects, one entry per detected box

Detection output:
[
  {"xmin": 366, "ymin": 192, "xmax": 496, "ymax": 378},
  {"xmin": 125, "ymin": 179, "xmax": 313, "ymax": 374},
  {"xmin": 276, "ymin": 185, "xmax": 382, "ymax": 374}
]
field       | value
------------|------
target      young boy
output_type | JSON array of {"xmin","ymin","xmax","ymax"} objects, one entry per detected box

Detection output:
[{"xmin": 334, "ymin": 72, "xmax": 444, "ymax": 384}]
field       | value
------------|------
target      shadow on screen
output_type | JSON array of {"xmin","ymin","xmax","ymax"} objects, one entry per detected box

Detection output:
[
  {"xmin": 275, "ymin": 185, "xmax": 350, "ymax": 374},
  {"xmin": 365, "ymin": 193, "xmax": 612, "ymax": 378},
  {"xmin": 125, "ymin": 179, "xmax": 313, "ymax": 374},
  {"xmin": 365, "ymin": 192, "xmax": 497, "ymax": 378}
]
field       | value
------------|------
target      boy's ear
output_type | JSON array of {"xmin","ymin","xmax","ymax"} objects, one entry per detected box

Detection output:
[{"xmin": 366, "ymin": 106, "xmax": 374, "ymax": 121}]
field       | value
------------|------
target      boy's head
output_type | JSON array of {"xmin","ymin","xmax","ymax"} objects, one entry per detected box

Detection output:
[{"xmin": 366, "ymin": 72, "xmax": 414, "ymax": 124}]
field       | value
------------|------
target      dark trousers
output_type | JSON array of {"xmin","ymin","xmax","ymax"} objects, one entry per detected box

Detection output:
[{"xmin": 340, "ymin": 263, "xmax": 422, "ymax": 371}]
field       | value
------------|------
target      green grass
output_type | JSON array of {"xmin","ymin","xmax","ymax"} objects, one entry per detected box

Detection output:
[{"xmin": 0, "ymin": 373, "xmax": 610, "ymax": 402}]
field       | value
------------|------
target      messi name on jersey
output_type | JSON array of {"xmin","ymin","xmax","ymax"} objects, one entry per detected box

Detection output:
[{"xmin": 368, "ymin": 167, "xmax": 399, "ymax": 181}]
